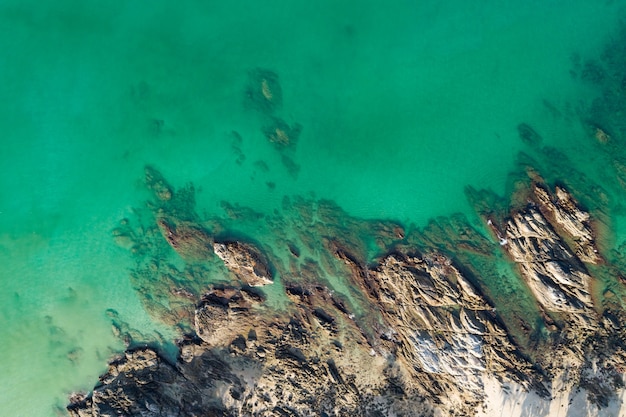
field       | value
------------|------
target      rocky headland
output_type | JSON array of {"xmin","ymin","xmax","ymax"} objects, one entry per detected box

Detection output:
[
  {"xmin": 68, "ymin": 27, "xmax": 626, "ymax": 415},
  {"xmin": 67, "ymin": 161, "xmax": 626, "ymax": 416}
]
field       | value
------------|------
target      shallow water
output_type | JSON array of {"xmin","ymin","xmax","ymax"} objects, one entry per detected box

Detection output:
[{"xmin": 1, "ymin": 1, "xmax": 625, "ymax": 415}]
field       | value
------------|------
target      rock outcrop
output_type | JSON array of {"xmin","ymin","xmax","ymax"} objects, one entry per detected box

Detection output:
[
  {"xmin": 69, "ymin": 287, "xmax": 433, "ymax": 417},
  {"xmin": 532, "ymin": 183, "xmax": 601, "ymax": 264},
  {"xmin": 352, "ymin": 251, "xmax": 544, "ymax": 413},
  {"xmin": 68, "ymin": 248, "xmax": 547, "ymax": 417},
  {"xmin": 70, "ymin": 167, "xmax": 626, "ymax": 417},
  {"xmin": 499, "ymin": 206, "xmax": 595, "ymax": 317},
  {"xmin": 213, "ymin": 241, "xmax": 274, "ymax": 286}
]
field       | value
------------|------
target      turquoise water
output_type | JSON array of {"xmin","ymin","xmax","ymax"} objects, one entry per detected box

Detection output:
[{"xmin": 1, "ymin": 1, "xmax": 625, "ymax": 415}]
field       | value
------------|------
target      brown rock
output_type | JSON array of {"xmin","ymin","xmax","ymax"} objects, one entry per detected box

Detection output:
[
  {"xmin": 157, "ymin": 218, "xmax": 214, "ymax": 260},
  {"xmin": 213, "ymin": 241, "xmax": 273, "ymax": 286},
  {"xmin": 532, "ymin": 183, "xmax": 601, "ymax": 264}
]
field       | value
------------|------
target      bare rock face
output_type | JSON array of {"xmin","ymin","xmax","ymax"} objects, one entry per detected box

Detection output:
[
  {"xmin": 501, "ymin": 207, "xmax": 595, "ymax": 318},
  {"xmin": 365, "ymin": 252, "xmax": 543, "ymax": 412},
  {"xmin": 487, "ymin": 182, "xmax": 605, "ymax": 342},
  {"xmin": 479, "ymin": 181, "xmax": 626, "ymax": 407},
  {"xmin": 67, "ymin": 347, "xmax": 244, "ymax": 417},
  {"xmin": 532, "ymin": 183, "xmax": 601, "ymax": 264},
  {"xmin": 213, "ymin": 241, "xmax": 274, "ymax": 286},
  {"xmin": 70, "ymin": 287, "xmax": 433, "ymax": 417},
  {"xmin": 194, "ymin": 287, "xmax": 262, "ymax": 346}
]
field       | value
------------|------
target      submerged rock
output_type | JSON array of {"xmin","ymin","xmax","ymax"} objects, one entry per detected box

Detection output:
[
  {"xmin": 517, "ymin": 123, "xmax": 543, "ymax": 146},
  {"xmin": 157, "ymin": 218, "xmax": 214, "ymax": 260},
  {"xmin": 245, "ymin": 68, "xmax": 282, "ymax": 114},
  {"xmin": 595, "ymin": 126, "xmax": 611, "ymax": 143},
  {"xmin": 145, "ymin": 165, "xmax": 173, "ymax": 201},
  {"xmin": 262, "ymin": 117, "xmax": 302, "ymax": 147}
]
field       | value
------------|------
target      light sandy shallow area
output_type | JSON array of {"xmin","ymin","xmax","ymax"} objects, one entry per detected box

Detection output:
[{"xmin": 478, "ymin": 375, "xmax": 626, "ymax": 417}]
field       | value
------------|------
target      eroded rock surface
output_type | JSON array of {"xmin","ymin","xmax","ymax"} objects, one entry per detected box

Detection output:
[
  {"xmin": 501, "ymin": 206, "xmax": 595, "ymax": 317},
  {"xmin": 213, "ymin": 241, "xmax": 274, "ymax": 286},
  {"xmin": 70, "ymin": 287, "xmax": 433, "ymax": 417},
  {"xmin": 70, "ymin": 168, "xmax": 626, "ymax": 417},
  {"xmin": 363, "ymin": 252, "xmax": 543, "ymax": 411},
  {"xmin": 532, "ymin": 183, "xmax": 601, "ymax": 264},
  {"xmin": 68, "ymin": 249, "xmax": 549, "ymax": 417}
]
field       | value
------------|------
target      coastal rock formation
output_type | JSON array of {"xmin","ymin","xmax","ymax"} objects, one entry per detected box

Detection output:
[
  {"xmin": 69, "ymin": 166, "xmax": 626, "ymax": 417},
  {"xmin": 532, "ymin": 183, "xmax": 601, "ymax": 264},
  {"xmin": 482, "ymin": 181, "xmax": 603, "ymax": 345},
  {"xmin": 213, "ymin": 241, "xmax": 274, "ymax": 286},
  {"xmin": 194, "ymin": 287, "xmax": 264, "ymax": 346},
  {"xmin": 155, "ymin": 217, "xmax": 274, "ymax": 288},
  {"xmin": 56, "ymin": 21, "xmax": 626, "ymax": 415},
  {"xmin": 68, "ymin": 248, "xmax": 547, "ymax": 417},
  {"xmin": 67, "ymin": 347, "xmax": 243, "ymax": 417},
  {"xmin": 499, "ymin": 206, "xmax": 595, "ymax": 317},
  {"xmin": 354, "ymin": 251, "xmax": 543, "ymax": 411},
  {"xmin": 157, "ymin": 218, "xmax": 214, "ymax": 260},
  {"xmin": 70, "ymin": 286, "xmax": 433, "ymax": 417}
]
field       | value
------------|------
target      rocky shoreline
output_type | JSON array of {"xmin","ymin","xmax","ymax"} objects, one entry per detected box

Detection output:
[
  {"xmin": 67, "ymin": 164, "xmax": 626, "ymax": 416},
  {"xmin": 67, "ymin": 25, "xmax": 626, "ymax": 415}
]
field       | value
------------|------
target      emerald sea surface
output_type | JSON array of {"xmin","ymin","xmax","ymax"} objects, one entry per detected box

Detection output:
[{"xmin": 1, "ymin": 1, "xmax": 625, "ymax": 415}]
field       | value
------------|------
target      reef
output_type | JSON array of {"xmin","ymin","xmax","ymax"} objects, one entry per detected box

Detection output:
[{"xmin": 244, "ymin": 67, "xmax": 302, "ymax": 178}]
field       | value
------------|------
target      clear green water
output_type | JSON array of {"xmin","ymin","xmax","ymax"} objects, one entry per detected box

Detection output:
[{"xmin": 1, "ymin": 1, "xmax": 625, "ymax": 415}]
